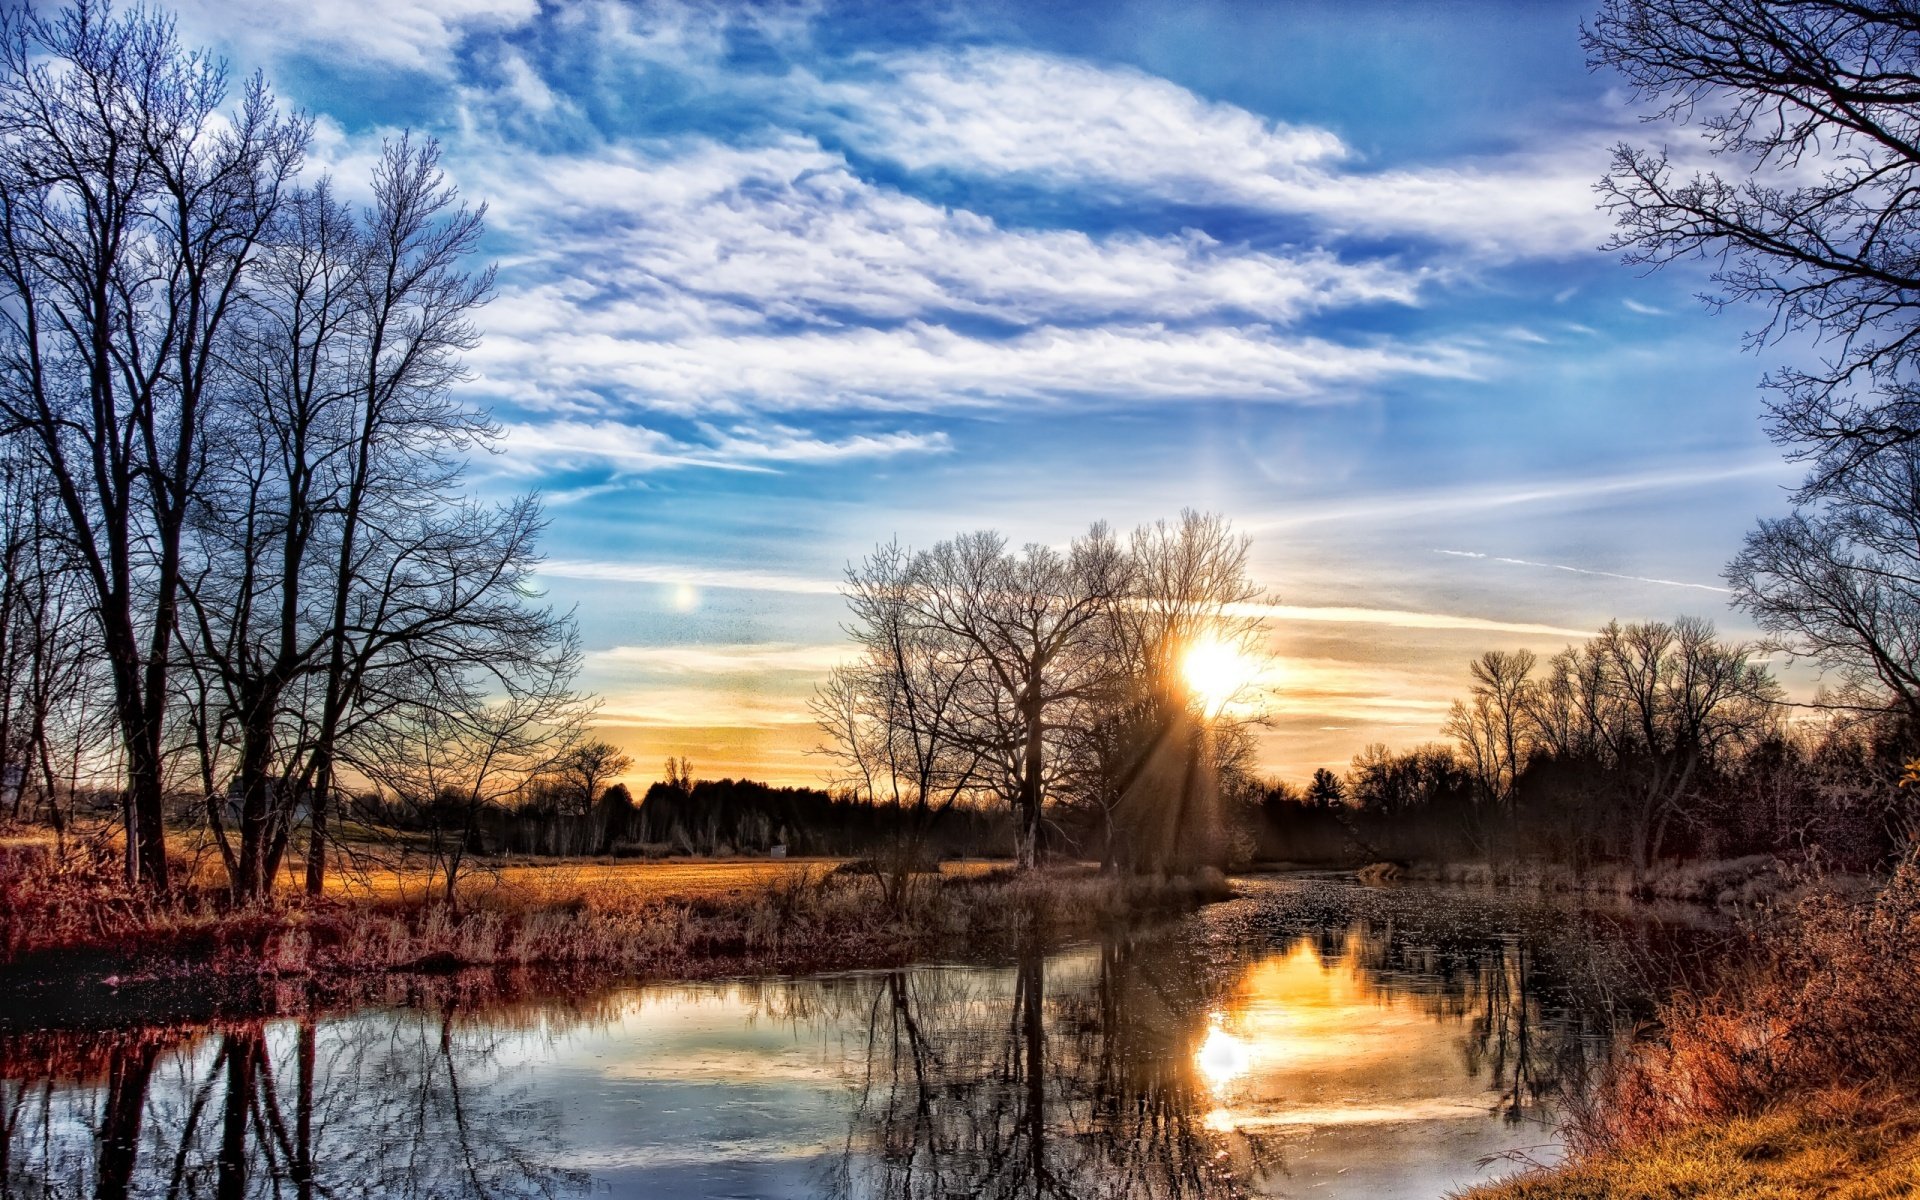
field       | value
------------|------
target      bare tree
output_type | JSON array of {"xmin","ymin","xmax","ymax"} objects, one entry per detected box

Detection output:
[
  {"xmin": 0, "ymin": 1, "xmax": 306, "ymax": 888},
  {"xmin": 165, "ymin": 134, "xmax": 524, "ymax": 903},
  {"xmin": 1069, "ymin": 510, "xmax": 1266, "ymax": 873},
  {"xmin": 359, "ymin": 633, "xmax": 585, "ymax": 905},
  {"xmin": 1587, "ymin": 1, "xmax": 1920, "ymax": 480},
  {"xmin": 903, "ymin": 527, "xmax": 1130, "ymax": 869},
  {"xmin": 0, "ymin": 444, "xmax": 109, "ymax": 833},
  {"xmin": 1728, "ymin": 439, "xmax": 1920, "ymax": 731},
  {"xmin": 557, "ymin": 739, "xmax": 632, "ymax": 816},
  {"xmin": 823, "ymin": 513, "xmax": 1266, "ymax": 875},
  {"xmin": 1591, "ymin": 619, "xmax": 1781, "ymax": 871},
  {"xmin": 1445, "ymin": 650, "xmax": 1537, "ymax": 811},
  {"xmin": 815, "ymin": 540, "xmax": 988, "ymax": 896}
]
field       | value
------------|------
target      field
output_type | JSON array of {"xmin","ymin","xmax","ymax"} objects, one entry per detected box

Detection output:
[
  {"xmin": 0, "ymin": 830, "xmax": 1223, "ymax": 984},
  {"xmin": 271, "ymin": 853, "xmax": 1007, "ymax": 904}
]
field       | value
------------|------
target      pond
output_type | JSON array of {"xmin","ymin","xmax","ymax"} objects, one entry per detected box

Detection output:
[{"xmin": 0, "ymin": 877, "xmax": 1721, "ymax": 1199}]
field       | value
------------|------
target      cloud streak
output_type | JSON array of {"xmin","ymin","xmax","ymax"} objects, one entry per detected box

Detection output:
[{"xmin": 1435, "ymin": 549, "xmax": 1733, "ymax": 594}]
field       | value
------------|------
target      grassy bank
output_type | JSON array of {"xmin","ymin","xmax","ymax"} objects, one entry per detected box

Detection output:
[
  {"xmin": 1465, "ymin": 861, "xmax": 1920, "ymax": 1198},
  {"xmin": 0, "ymin": 838, "xmax": 1230, "ymax": 987},
  {"xmin": 1472, "ymin": 1105, "xmax": 1920, "ymax": 1199}
]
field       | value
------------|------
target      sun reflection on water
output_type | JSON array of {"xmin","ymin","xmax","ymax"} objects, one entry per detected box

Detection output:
[{"xmin": 1194, "ymin": 1015, "xmax": 1252, "ymax": 1093}]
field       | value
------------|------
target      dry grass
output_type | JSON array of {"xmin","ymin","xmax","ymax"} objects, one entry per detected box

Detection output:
[
  {"xmin": 1464, "ymin": 860, "xmax": 1920, "ymax": 1198},
  {"xmin": 300, "ymin": 856, "xmax": 853, "ymax": 903},
  {"xmin": 0, "ymin": 837, "xmax": 1228, "ymax": 983},
  {"xmin": 1468, "ymin": 1104, "xmax": 1920, "ymax": 1200}
]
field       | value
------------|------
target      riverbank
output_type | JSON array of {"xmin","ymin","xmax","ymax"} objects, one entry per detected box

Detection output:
[
  {"xmin": 1354, "ymin": 854, "xmax": 1863, "ymax": 907},
  {"xmin": 1466, "ymin": 863, "xmax": 1920, "ymax": 1199},
  {"xmin": 0, "ymin": 840, "xmax": 1231, "ymax": 991},
  {"xmin": 1471, "ymin": 1104, "xmax": 1920, "ymax": 1198}
]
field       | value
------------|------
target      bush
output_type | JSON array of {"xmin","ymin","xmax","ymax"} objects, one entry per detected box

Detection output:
[{"xmin": 1571, "ymin": 859, "xmax": 1920, "ymax": 1156}]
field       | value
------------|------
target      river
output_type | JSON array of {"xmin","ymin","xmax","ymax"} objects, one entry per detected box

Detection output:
[{"xmin": 0, "ymin": 877, "xmax": 1721, "ymax": 1199}]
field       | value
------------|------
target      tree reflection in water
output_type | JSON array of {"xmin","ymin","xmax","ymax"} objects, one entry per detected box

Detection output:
[
  {"xmin": 0, "ymin": 883, "xmax": 1710, "ymax": 1199},
  {"xmin": 823, "ymin": 886, "xmax": 1706, "ymax": 1198},
  {"xmin": 822, "ymin": 917, "xmax": 1272, "ymax": 1199},
  {"xmin": 0, "ymin": 1002, "xmax": 587, "ymax": 1200}
]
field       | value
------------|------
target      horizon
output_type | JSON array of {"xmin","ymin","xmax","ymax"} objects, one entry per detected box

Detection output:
[{"xmin": 156, "ymin": 0, "xmax": 1814, "ymax": 787}]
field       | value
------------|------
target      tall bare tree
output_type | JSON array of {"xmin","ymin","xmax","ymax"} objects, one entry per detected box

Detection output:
[
  {"xmin": 0, "ymin": 1, "xmax": 305, "ymax": 887},
  {"xmin": 176, "ymin": 136, "xmax": 503, "ymax": 902},
  {"xmin": 1065, "ymin": 511, "xmax": 1265, "ymax": 873},
  {"xmin": 903, "ymin": 526, "xmax": 1130, "ymax": 869},
  {"xmin": 815, "ymin": 540, "xmax": 988, "ymax": 894},
  {"xmin": 1445, "ymin": 650, "xmax": 1537, "ymax": 812}
]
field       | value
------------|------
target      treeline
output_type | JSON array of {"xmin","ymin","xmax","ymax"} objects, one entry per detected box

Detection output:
[
  {"xmin": 359, "ymin": 764, "xmax": 1014, "ymax": 861},
  {"xmin": 1249, "ymin": 619, "xmax": 1913, "ymax": 874},
  {"xmin": 0, "ymin": 5, "xmax": 579, "ymax": 903}
]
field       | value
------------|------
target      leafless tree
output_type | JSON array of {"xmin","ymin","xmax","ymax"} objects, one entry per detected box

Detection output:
[
  {"xmin": 1068, "ymin": 511, "xmax": 1266, "ymax": 874},
  {"xmin": 901, "ymin": 527, "xmax": 1131, "ymax": 869},
  {"xmin": 1728, "ymin": 439, "xmax": 1920, "ymax": 731},
  {"xmin": 358, "ymin": 633, "xmax": 586, "ymax": 905},
  {"xmin": 170, "ymin": 134, "xmax": 503, "ymax": 902},
  {"xmin": 1445, "ymin": 650, "xmax": 1537, "ymax": 811},
  {"xmin": 815, "ymin": 540, "xmax": 988, "ymax": 896},
  {"xmin": 0, "ymin": 1, "xmax": 306, "ymax": 888},
  {"xmin": 822, "ymin": 513, "xmax": 1266, "ymax": 875},
  {"xmin": 0, "ymin": 444, "xmax": 111, "ymax": 834},
  {"xmin": 1587, "ymin": 1, "xmax": 1920, "ymax": 482},
  {"xmin": 556, "ymin": 739, "xmax": 632, "ymax": 817}
]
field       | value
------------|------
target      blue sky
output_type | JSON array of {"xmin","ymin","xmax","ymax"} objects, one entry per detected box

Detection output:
[{"xmin": 168, "ymin": 0, "xmax": 1808, "ymax": 783}]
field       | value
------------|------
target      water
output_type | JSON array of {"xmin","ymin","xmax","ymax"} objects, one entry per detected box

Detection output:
[{"xmin": 0, "ymin": 878, "xmax": 1719, "ymax": 1199}]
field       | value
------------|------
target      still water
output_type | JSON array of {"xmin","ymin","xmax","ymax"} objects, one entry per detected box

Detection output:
[{"xmin": 0, "ymin": 878, "xmax": 1716, "ymax": 1199}]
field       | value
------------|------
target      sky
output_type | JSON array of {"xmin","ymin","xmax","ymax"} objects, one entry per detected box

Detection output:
[{"xmin": 163, "ymin": 0, "xmax": 1812, "ymax": 786}]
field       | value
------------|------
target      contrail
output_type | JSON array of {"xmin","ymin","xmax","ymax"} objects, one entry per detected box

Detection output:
[{"xmin": 1435, "ymin": 549, "xmax": 1730, "ymax": 594}]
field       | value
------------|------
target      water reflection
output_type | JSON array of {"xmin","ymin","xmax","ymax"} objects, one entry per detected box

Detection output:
[
  {"xmin": 0, "ymin": 880, "xmax": 1711, "ymax": 1199},
  {"xmin": 0, "ymin": 1005, "xmax": 588, "ymax": 1199}
]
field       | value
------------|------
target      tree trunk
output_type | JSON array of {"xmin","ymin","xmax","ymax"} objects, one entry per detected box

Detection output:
[{"xmin": 1018, "ymin": 696, "xmax": 1044, "ymax": 871}]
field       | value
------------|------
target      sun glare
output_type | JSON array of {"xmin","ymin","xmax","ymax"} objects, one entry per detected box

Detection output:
[
  {"xmin": 1182, "ymin": 637, "xmax": 1255, "ymax": 714},
  {"xmin": 1195, "ymin": 1017, "xmax": 1252, "ymax": 1093}
]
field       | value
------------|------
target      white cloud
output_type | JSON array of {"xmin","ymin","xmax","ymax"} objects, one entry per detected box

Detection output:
[
  {"xmin": 1434, "ymin": 549, "xmax": 1732, "ymax": 594},
  {"xmin": 495, "ymin": 418, "xmax": 948, "ymax": 475},
  {"xmin": 172, "ymin": 0, "xmax": 538, "ymax": 74},
  {"xmin": 475, "ymin": 318, "xmax": 1474, "ymax": 415},
  {"xmin": 1245, "ymin": 458, "xmax": 1793, "ymax": 532},
  {"xmin": 469, "ymin": 140, "xmax": 1422, "ymax": 330},
  {"xmin": 411, "ymin": 131, "xmax": 1464, "ymax": 415},
  {"xmin": 821, "ymin": 48, "xmax": 1614, "ymax": 260},
  {"xmin": 1237, "ymin": 603, "xmax": 1592, "ymax": 640}
]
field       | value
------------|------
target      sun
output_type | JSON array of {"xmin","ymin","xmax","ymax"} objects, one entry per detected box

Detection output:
[{"xmin": 1181, "ymin": 636, "xmax": 1256, "ymax": 714}]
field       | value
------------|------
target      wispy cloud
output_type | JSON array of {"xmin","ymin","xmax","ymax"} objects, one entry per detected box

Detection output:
[
  {"xmin": 1236, "ymin": 603, "xmax": 1592, "ymax": 639},
  {"xmin": 821, "ymin": 47, "xmax": 1615, "ymax": 260},
  {"xmin": 447, "ymin": 135, "xmax": 1460, "ymax": 416},
  {"xmin": 589, "ymin": 642, "xmax": 851, "ymax": 675},
  {"xmin": 1435, "ymin": 549, "xmax": 1732, "ymax": 594},
  {"xmin": 471, "ymin": 140, "xmax": 1426, "ymax": 332},
  {"xmin": 475, "ymin": 321, "xmax": 1476, "ymax": 416},
  {"xmin": 497, "ymin": 418, "xmax": 948, "ymax": 476},
  {"xmin": 539, "ymin": 561, "xmax": 843, "ymax": 596},
  {"xmin": 1246, "ymin": 458, "xmax": 1791, "ymax": 532},
  {"xmin": 172, "ymin": 0, "xmax": 538, "ymax": 74}
]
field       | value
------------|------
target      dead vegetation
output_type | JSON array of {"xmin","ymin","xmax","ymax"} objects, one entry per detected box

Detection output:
[
  {"xmin": 1466, "ymin": 860, "xmax": 1920, "ymax": 1197},
  {"xmin": 0, "ymin": 839, "xmax": 1230, "ymax": 982}
]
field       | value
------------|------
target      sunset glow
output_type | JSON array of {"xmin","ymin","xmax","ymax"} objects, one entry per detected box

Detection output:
[{"xmin": 1182, "ymin": 637, "xmax": 1260, "ymax": 715}]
